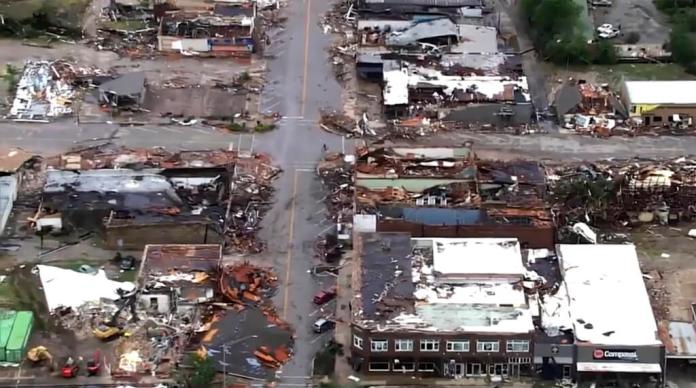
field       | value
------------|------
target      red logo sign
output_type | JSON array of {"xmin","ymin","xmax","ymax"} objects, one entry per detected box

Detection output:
[{"xmin": 593, "ymin": 349, "xmax": 605, "ymax": 359}]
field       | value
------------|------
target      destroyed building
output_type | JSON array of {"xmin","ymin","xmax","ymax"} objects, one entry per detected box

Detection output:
[
  {"xmin": 9, "ymin": 61, "xmax": 79, "ymax": 121},
  {"xmin": 350, "ymin": 233, "xmax": 535, "ymax": 377},
  {"xmin": 352, "ymin": 146, "xmax": 554, "ymax": 249},
  {"xmin": 157, "ymin": 2, "xmax": 257, "ymax": 57},
  {"xmin": 98, "ymin": 71, "xmax": 147, "ymax": 109},
  {"xmin": 380, "ymin": 66, "xmax": 532, "ymax": 130},
  {"xmin": 107, "ymin": 244, "xmax": 225, "ymax": 377},
  {"xmin": 36, "ymin": 145, "xmax": 278, "ymax": 252},
  {"xmin": 552, "ymin": 82, "xmax": 628, "ymax": 136},
  {"xmin": 0, "ymin": 148, "xmax": 38, "ymax": 235},
  {"xmin": 349, "ymin": 0, "xmax": 533, "ymax": 131},
  {"xmin": 548, "ymin": 157, "xmax": 696, "ymax": 227},
  {"xmin": 356, "ymin": 0, "xmax": 484, "ymax": 17}
]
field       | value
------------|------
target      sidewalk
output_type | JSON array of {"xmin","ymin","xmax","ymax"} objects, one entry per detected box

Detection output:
[{"xmin": 334, "ymin": 249, "xmax": 354, "ymax": 383}]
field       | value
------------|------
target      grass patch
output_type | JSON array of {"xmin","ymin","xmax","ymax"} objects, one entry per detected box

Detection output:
[
  {"xmin": 558, "ymin": 63, "xmax": 695, "ymax": 89},
  {"xmin": 226, "ymin": 121, "xmax": 277, "ymax": 133},
  {"xmin": 595, "ymin": 63, "xmax": 695, "ymax": 87},
  {"xmin": 254, "ymin": 123, "xmax": 276, "ymax": 132}
]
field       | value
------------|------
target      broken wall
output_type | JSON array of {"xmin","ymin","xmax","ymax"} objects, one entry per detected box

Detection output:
[
  {"xmin": 377, "ymin": 219, "xmax": 555, "ymax": 249},
  {"xmin": 104, "ymin": 221, "xmax": 221, "ymax": 250}
]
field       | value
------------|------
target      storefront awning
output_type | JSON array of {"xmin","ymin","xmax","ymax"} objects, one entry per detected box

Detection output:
[{"xmin": 576, "ymin": 362, "xmax": 662, "ymax": 373}]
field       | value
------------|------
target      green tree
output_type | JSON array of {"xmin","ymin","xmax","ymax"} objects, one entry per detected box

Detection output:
[
  {"xmin": 545, "ymin": 34, "xmax": 593, "ymax": 65},
  {"xmin": 177, "ymin": 353, "xmax": 217, "ymax": 388},
  {"xmin": 591, "ymin": 40, "xmax": 618, "ymax": 65},
  {"xmin": 527, "ymin": 0, "xmax": 581, "ymax": 43},
  {"xmin": 670, "ymin": 27, "xmax": 696, "ymax": 67}
]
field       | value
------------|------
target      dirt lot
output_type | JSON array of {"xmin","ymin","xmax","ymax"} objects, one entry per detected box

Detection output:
[
  {"xmin": 631, "ymin": 224, "xmax": 696, "ymax": 322},
  {"xmin": 0, "ymin": 39, "xmax": 252, "ymax": 87}
]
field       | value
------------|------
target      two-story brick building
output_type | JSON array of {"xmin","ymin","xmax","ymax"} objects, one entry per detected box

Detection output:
[{"xmin": 349, "ymin": 232, "xmax": 535, "ymax": 378}]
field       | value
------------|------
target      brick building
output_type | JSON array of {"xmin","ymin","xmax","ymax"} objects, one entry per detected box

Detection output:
[{"xmin": 349, "ymin": 233, "xmax": 535, "ymax": 378}]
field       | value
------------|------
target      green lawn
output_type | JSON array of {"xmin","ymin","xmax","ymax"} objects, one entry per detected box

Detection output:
[
  {"xmin": 555, "ymin": 63, "xmax": 695, "ymax": 89},
  {"xmin": 595, "ymin": 63, "xmax": 695, "ymax": 88}
]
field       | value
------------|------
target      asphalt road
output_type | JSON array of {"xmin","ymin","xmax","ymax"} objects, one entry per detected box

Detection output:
[{"xmin": 251, "ymin": 0, "xmax": 348, "ymax": 384}]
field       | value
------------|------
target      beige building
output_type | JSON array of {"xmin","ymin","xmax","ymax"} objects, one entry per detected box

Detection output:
[{"xmin": 621, "ymin": 80, "xmax": 696, "ymax": 127}]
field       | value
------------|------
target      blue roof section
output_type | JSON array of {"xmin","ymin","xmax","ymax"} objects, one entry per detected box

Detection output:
[{"xmin": 379, "ymin": 206, "xmax": 488, "ymax": 225}]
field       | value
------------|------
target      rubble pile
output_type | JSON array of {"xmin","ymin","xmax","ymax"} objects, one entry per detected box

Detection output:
[
  {"xmin": 227, "ymin": 154, "xmax": 280, "ymax": 253},
  {"xmin": 554, "ymin": 81, "xmax": 696, "ymax": 137},
  {"xmin": 8, "ymin": 60, "xmax": 107, "ymax": 121},
  {"xmin": 217, "ymin": 262, "xmax": 293, "ymax": 372},
  {"xmin": 317, "ymin": 152, "xmax": 355, "ymax": 223},
  {"xmin": 549, "ymin": 157, "xmax": 696, "ymax": 226},
  {"xmin": 219, "ymin": 262, "xmax": 279, "ymax": 305},
  {"xmin": 644, "ymin": 270, "xmax": 670, "ymax": 322},
  {"xmin": 319, "ymin": 109, "xmax": 360, "ymax": 137},
  {"xmin": 91, "ymin": 1, "xmax": 157, "ymax": 58},
  {"xmin": 38, "ymin": 145, "xmax": 280, "ymax": 254},
  {"xmin": 322, "ymin": 0, "xmax": 357, "ymax": 83}
]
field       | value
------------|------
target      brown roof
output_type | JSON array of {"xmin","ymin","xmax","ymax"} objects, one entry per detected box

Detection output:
[{"xmin": 0, "ymin": 148, "xmax": 35, "ymax": 173}]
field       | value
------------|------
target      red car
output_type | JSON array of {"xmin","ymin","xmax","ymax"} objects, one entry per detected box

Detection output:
[
  {"xmin": 313, "ymin": 286, "xmax": 337, "ymax": 305},
  {"xmin": 87, "ymin": 350, "xmax": 101, "ymax": 376},
  {"xmin": 61, "ymin": 357, "xmax": 78, "ymax": 378}
]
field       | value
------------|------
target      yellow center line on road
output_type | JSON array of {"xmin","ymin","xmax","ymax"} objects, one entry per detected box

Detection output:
[
  {"xmin": 300, "ymin": 0, "xmax": 312, "ymax": 117},
  {"xmin": 282, "ymin": 168, "xmax": 300, "ymax": 319}
]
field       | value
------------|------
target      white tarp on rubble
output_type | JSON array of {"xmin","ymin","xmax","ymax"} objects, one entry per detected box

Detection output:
[{"xmin": 37, "ymin": 265, "xmax": 135, "ymax": 311}]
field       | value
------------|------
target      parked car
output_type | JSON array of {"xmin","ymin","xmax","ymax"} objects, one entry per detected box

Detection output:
[
  {"xmin": 598, "ymin": 30, "xmax": 620, "ymax": 39},
  {"xmin": 313, "ymin": 287, "xmax": 337, "ymax": 305},
  {"xmin": 591, "ymin": 0, "xmax": 612, "ymax": 6},
  {"xmin": 313, "ymin": 318, "xmax": 335, "ymax": 333},
  {"xmin": 596, "ymin": 23, "xmax": 614, "ymax": 33},
  {"xmin": 61, "ymin": 357, "xmax": 79, "ymax": 378},
  {"xmin": 596, "ymin": 23, "xmax": 620, "ymax": 39}
]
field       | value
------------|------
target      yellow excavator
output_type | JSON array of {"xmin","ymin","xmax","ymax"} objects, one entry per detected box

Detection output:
[
  {"xmin": 93, "ymin": 287, "xmax": 138, "ymax": 340},
  {"xmin": 27, "ymin": 346, "xmax": 53, "ymax": 366}
]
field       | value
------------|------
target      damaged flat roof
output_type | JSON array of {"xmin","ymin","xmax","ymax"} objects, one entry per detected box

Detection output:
[
  {"xmin": 44, "ymin": 169, "xmax": 172, "ymax": 193},
  {"xmin": 385, "ymin": 18, "xmax": 458, "ymax": 46},
  {"xmin": 383, "ymin": 66, "xmax": 530, "ymax": 106},
  {"xmin": 354, "ymin": 233, "xmax": 533, "ymax": 333},
  {"xmin": 419, "ymin": 237, "xmax": 525, "ymax": 278},
  {"xmin": 558, "ymin": 244, "xmax": 661, "ymax": 346},
  {"xmin": 99, "ymin": 72, "xmax": 146, "ymax": 96}
]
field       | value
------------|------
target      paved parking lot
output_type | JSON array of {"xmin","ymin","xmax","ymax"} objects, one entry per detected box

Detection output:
[{"xmin": 591, "ymin": 0, "xmax": 670, "ymax": 44}]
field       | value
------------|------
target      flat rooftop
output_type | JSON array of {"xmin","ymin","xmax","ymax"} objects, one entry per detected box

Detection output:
[
  {"xmin": 415, "ymin": 237, "xmax": 525, "ymax": 278},
  {"xmin": 354, "ymin": 233, "xmax": 533, "ymax": 333},
  {"xmin": 558, "ymin": 244, "xmax": 661, "ymax": 346},
  {"xmin": 625, "ymin": 81, "xmax": 696, "ymax": 105}
]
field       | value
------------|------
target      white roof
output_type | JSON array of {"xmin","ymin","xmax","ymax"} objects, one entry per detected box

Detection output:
[
  {"xmin": 383, "ymin": 69, "xmax": 409, "ymax": 106},
  {"xmin": 414, "ymin": 282, "xmax": 526, "ymax": 306},
  {"xmin": 540, "ymin": 282, "xmax": 573, "ymax": 337},
  {"xmin": 37, "ymin": 265, "xmax": 135, "ymax": 311},
  {"xmin": 625, "ymin": 81, "xmax": 696, "ymax": 105},
  {"xmin": 558, "ymin": 244, "xmax": 661, "ymax": 346},
  {"xmin": 427, "ymin": 238, "xmax": 524, "ymax": 277},
  {"xmin": 452, "ymin": 25, "xmax": 498, "ymax": 53}
]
